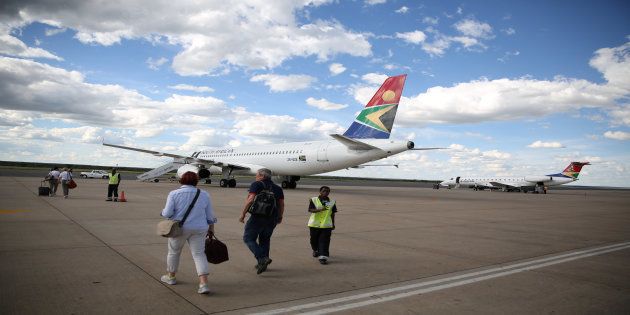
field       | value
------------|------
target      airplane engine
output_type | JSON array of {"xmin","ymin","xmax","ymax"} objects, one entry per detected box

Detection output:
[
  {"xmin": 177, "ymin": 164, "xmax": 200, "ymax": 179},
  {"xmin": 524, "ymin": 176, "xmax": 552, "ymax": 183}
]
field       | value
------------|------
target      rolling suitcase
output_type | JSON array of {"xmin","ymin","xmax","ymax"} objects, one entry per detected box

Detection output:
[{"xmin": 39, "ymin": 181, "xmax": 50, "ymax": 196}]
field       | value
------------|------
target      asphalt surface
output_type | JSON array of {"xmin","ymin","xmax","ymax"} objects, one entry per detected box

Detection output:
[{"xmin": 1, "ymin": 173, "xmax": 629, "ymax": 314}]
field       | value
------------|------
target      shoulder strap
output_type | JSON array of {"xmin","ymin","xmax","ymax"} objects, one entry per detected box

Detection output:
[{"xmin": 179, "ymin": 189, "xmax": 201, "ymax": 226}]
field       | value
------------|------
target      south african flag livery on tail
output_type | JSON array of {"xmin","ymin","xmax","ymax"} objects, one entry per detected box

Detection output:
[{"xmin": 343, "ymin": 74, "xmax": 407, "ymax": 139}]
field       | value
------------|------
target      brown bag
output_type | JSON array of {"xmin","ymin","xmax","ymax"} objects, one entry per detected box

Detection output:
[
  {"xmin": 205, "ymin": 234, "xmax": 229, "ymax": 264},
  {"xmin": 156, "ymin": 219, "xmax": 182, "ymax": 237},
  {"xmin": 67, "ymin": 179, "xmax": 77, "ymax": 189}
]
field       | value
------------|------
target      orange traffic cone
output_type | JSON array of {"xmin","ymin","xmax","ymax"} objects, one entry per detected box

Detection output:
[{"xmin": 119, "ymin": 191, "xmax": 127, "ymax": 202}]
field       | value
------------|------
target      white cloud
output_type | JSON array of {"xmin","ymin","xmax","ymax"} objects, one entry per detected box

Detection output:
[
  {"xmin": 527, "ymin": 141, "xmax": 564, "ymax": 148},
  {"xmin": 609, "ymin": 105, "xmax": 630, "ymax": 126},
  {"xmin": 306, "ymin": 97, "xmax": 348, "ymax": 111},
  {"xmin": 589, "ymin": 41, "xmax": 630, "ymax": 90},
  {"xmin": 395, "ymin": 30, "xmax": 427, "ymax": 44},
  {"xmin": 604, "ymin": 131, "xmax": 630, "ymax": 140},
  {"xmin": 0, "ymin": 34, "xmax": 63, "ymax": 60},
  {"xmin": 329, "ymin": 63, "xmax": 346, "ymax": 76},
  {"xmin": 233, "ymin": 114, "xmax": 343, "ymax": 144},
  {"xmin": 398, "ymin": 77, "xmax": 623, "ymax": 126},
  {"xmin": 502, "ymin": 27, "xmax": 516, "ymax": 35},
  {"xmin": 168, "ymin": 84, "xmax": 214, "ymax": 93},
  {"xmin": 5, "ymin": 1, "xmax": 371, "ymax": 76},
  {"xmin": 146, "ymin": 57, "xmax": 168, "ymax": 70},
  {"xmin": 250, "ymin": 74, "xmax": 316, "ymax": 92},
  {"xmin": 453, "ymin": 19, "xmax": 493, "ymax": 39},
  {"xmin": 365, "ymin": 0, "xmax": 387, "ymax": 5},
  {"xmin": 395, "ymin": 6, "xmax": 409, "ymax": 14},
  {"xmin": 423, "ymin": 17, "xmax": 439, "ymax": 25}
]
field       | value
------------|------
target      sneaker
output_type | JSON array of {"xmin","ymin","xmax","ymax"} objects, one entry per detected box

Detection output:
[
  {"xmin": 254, "ymin": 257, "xmax": 272, "ymax": 269},
  {"xmin": 312, "ymin": 251, "xmax": 319, "ymax": 258},
  {"xmin": 64, "ymin": 195, "xmax": 68, "ymax": 199},
  {"xmin": 318, "ymin": 256, "xmax": 328, "ymax": 265},
  {"xmin": 106, "ymin": 198, "xmax": 112, "ymax": 201},
  {"xmin": 114, "ymin": 198, "xmax": 118, "ymax": 202},
  {"xmin": 160, "ymin": 274, "xmax": 176, "ymax": 285},
  {"xmin": 256, "ymin": 258, "xmax": 271, "ymax": 274},
  {"xmin": 198, "ymin": 283, "xmax": 210, "ymax": 294}
]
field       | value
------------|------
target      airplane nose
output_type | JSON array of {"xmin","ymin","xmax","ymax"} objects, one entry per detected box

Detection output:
[{"xmin": 407, "ymin": 141, "xmax": 415, "ymax": 149}]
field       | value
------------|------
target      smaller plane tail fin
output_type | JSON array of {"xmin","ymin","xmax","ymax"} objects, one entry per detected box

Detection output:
[
  {"xmin": 548, "ymin": 162, "xmax": 590, "ymax": 179},
  {"xmin": 342, "ymin": 74, "xmax": 407, "ymax": 139}
]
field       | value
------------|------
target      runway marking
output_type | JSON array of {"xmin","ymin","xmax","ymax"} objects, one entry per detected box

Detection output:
[
  {"xmin": 254, "ymin": 241, "xmax": 630, "ymax": 315},
  {"xmin": 0, "ymin": 209, "xmax": 30, "ymax": 214}
]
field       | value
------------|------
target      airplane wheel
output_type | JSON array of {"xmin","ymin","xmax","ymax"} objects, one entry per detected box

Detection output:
[
  {"xmin": 205, "ymin": 179, "xmax": 212, "ymax": 184},
  {"xmin": 282, "ymin": 181, "xmax": 289, "ymax": 188},
  {"xmin": 153, "ymin": 179, "xmax": 159, "ymax": 183},
  {"xmin": 219, "ymin": 179, "xmax": 228, "ymax": 187},
  {"xmin": 228, "ymin": 179, "xmax": 236, "ymax": 188},
  {"xmin": 289, "ymin": 181, "xmax": 297, "ymax": 189}
]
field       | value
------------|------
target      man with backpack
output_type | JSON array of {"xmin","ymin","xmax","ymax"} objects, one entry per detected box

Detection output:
[{"xmin": 239, "ymin": 168, "xmax": 285, "ymax": 274}]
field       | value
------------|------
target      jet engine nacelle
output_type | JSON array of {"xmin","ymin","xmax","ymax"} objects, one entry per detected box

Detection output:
[
  {"xmin": 524, "ymin": 176, "xmax": 552, "ymax": 183},
  {"xmin": 176, "ymin": 165, "xmax": 210, "ymax": 179}
]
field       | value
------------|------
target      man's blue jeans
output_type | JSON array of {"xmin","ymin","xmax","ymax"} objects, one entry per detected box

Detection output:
[{"xmin": 243, "ymin": 216, "xmax": 277, "ymax": 262}]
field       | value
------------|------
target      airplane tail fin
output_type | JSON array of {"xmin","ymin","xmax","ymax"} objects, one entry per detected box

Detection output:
[
  {"xmin": 342, "ymin": 74, "xmax": 407, "ymax": 139},
  {"xmin": 548, "ymin": 162, "xmax": 590, "ymax": 179}
]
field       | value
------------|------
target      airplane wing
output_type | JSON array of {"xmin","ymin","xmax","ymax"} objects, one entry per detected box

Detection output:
[
  {"xmin": 102, "ymin": 141, "xmax": 254, "ymax": 170},
  {"xmin": 489, "ymin": 181, "xmax": 518, "ymax": 188}
]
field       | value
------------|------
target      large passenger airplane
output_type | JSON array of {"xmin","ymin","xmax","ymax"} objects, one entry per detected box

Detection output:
[
  {"xmin": 103, "ymin": 74, "xmax": 440, "ymax": 188},
  {"xmin": 439, "ymin": 162, "xmax": 590, "ymax": 192}
]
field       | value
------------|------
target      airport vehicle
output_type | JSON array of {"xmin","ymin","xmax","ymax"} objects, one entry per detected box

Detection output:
[
  {"xmin": 80, "ymin": 170, "xmax": 109, "ymax": 179},
  {"xmin": 439, "ymin": 162, "xmax": 590, "ymax": 192},
  {"xmin": 103, "ymin": 74, "xmax": 441, "ymax": 188}
]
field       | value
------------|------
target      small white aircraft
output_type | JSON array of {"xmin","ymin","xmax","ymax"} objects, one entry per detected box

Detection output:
[
  {"xmin": 439, "ymin": 162, "xmax": 590, "ymax": 193},
  {"xmin": 103, "ymin": 74, "xmax": 441, "ymax": 188}
]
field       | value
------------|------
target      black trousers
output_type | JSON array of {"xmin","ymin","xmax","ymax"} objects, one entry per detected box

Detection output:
[
  {"xmin": 309, "ymin": 227, "xmax": 332, "ymax": 257},
  {"xmin": 107, "ymin": 184, "xmax": 119, "ymax": 198}
]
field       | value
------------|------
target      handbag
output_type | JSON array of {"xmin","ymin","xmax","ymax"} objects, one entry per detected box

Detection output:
[
  {"xmin": 205, "ymin": 233, "xmax": 229, "ymax": 264},
  {"xmin": 67, "ymin": 179, "xmax": 77, "ymax": 189},
  {"xmin": 156, "ymin": 189, "xmax": 200, "ymax": 237}
]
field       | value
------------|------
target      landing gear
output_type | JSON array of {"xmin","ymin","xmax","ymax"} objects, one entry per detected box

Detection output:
[
  {"xmin": 281, "ymin": 181, "xmax": 297, "ymax": 189},
  {"xmin": 219, "ymin": 178, "xmax": 236, "ymax": 188},
  {"xmin": 205, "ymin": 178, "xmax": 212, "ymax": 184}
]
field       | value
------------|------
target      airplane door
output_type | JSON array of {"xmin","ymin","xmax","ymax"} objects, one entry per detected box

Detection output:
[{"xmin": 317, "ymin": 142, "xmax": 329, "ymax": 162}]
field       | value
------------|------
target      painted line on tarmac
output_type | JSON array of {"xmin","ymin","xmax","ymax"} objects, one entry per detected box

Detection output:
[{"xmin": 254, "ymin": 241, "xmax": 630, "ymax": 315}]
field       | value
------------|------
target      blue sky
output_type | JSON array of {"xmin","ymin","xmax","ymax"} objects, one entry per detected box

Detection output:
[{"xmin": 1, "ymin": 0, "xmax": 629, "ymax": 186}]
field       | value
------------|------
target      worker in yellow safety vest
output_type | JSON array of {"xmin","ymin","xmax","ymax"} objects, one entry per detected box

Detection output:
[
  {"xmin": 106, "ymin": 168, "xmax": 122, "ymax": 201},
  {"xmin": 307, "ymin": 186, "xmax": 338, "ymax": 264}
]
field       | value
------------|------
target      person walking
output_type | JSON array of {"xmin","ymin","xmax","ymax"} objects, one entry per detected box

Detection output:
[
  {"xmin": 308, "ymin": 186, "xmax": 337, "ymax": 265},
  {"xmin": 106, "ymin": 168, "xmax": 121, "ymax": 201},
  {"xmin": 239, "ymin": 168, "xmax": 284, "ymax": 274},
  {"xmin": 59, "ymin": 168, "xmax": 73, "ymax": 199},
  {"xmin": 46, "ymin": 167, "xmax": 61, "ymax": 196},
  {"xmin": 160, "ymin": 171, "xmax": 217, "ymax": 294}
]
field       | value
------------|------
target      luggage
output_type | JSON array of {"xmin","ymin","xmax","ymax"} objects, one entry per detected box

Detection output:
[
  {"xmin": 205, "ymin": 233, "xmax": 229, "ymax": 264},
  {"xmin": 39, "ymin": 181, "xmax": 50, "ymax": 196}
]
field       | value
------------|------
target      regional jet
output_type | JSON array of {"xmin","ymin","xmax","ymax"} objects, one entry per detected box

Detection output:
[
  {"xmin": 439, "ymin": 162, "xmax": 590, "ymax": 192},
  {"xmin": 103, "ymin": 74, "xmax": 441, "ymax": 188}
]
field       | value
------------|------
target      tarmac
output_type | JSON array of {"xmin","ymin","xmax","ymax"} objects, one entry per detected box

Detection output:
[{"xmin": 1, "ymin": 174, "xmax": 629, "ymax": 314}]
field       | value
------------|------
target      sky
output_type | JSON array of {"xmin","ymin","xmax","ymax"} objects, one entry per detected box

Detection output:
[{"xmin": 1, "ymin": 0, "xmax": 629, "ymax": 187}]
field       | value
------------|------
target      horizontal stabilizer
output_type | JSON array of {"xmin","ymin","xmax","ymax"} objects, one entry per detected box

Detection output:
[
  {"xmin": 330, "ymin": 134, "xmax": 380, "ymax": 150},
  {"xmin": 137, "ymin": 161, "xmax": 182, "ymax": 181}
]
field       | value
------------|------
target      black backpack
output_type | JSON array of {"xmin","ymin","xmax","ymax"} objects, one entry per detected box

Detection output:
[{"xmin": 248, "ymin": 182, "xmax": 277, "ymax": 217}]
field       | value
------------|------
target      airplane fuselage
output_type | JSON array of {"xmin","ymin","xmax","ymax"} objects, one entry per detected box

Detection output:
[
  {"xmin": 440, "ymin": 176, "xmax": 575, "ymax": 189},
  {"xmin": 195, "ymin": 139, "xmax": 412, "ymax": 176}
]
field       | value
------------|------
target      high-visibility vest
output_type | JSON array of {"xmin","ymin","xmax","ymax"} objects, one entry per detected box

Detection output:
[
  {"xmin": 308, "ymin": 197, "xmax": 335, "ymax": 228},
  {"xmin": 108, "ymin": 173, "xmax": 120, "ymax": 185}
]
